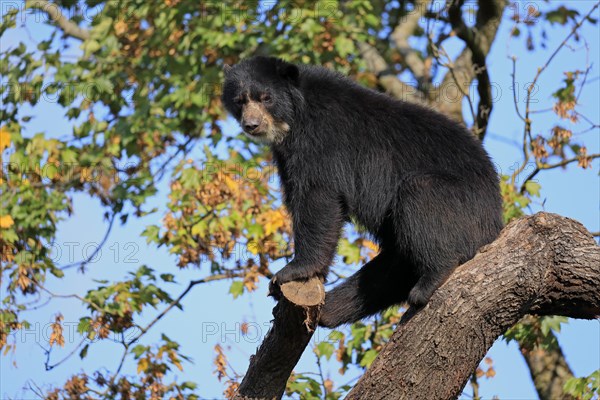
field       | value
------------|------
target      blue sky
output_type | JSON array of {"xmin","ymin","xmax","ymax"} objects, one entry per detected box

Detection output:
[{"xmin": 1, "ymin": 1, "xmax": 599, "ymax": 399}]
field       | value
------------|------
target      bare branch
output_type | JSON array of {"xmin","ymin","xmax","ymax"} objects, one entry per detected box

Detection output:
[
  {"xmin": 127, "ymin": 272, "xmax": 246, "ymax": 346},
  {"xmin": 234, "ymin": 278, "xmax": 325, "ymax": 399},
  {"xmin": 43, "ymin": 337, "xmax": 87, "ymax": 371},
  {"xmin": 60, "ymin": 213, "xmax": 116, "ymax": 271},
  {"xmin": 444, "ymin": 0, "xmax": 500, "ymax": 138},
  {"xmin": 33, "ymin": 280, "xmax": 104, "ymax": 313},
  {"xmin": 519, "ymin": 153, "xmax": 600, "ymax": 194}
]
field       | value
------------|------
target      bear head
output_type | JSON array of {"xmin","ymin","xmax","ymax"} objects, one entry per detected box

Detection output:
[{"xmin": 221, "ymin": 56, "xmax": 300, "ymax": 144}]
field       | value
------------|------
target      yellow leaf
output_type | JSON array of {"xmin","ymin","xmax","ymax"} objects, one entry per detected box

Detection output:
[
  {"xmin": 137, "ymin": 357, "xmax": 149, "ymax": 374},
  {"xmin": 263, "ymin": 210, "xmax": 284, "ymax": 236},
  {"xmin": 80, "ymin": 167, "xmax": 91, "ymax": 182},
  {"xmin": 0, "ymin": 215, "xmax": 14, "ymax": 229},
  {"xmin": 173, "ymin": 359, "xmax": 183, "ymax": 371},
  {"xmin": 170, "ymin": 350, "xmax": 183, "ymax": 371},
  {"xmin": 191, "ymin": 221, "xmax": 205, "ymax": 237},
  {"xmin": 114, "ymin": 20, "xmax": 127, "ymax": 36},
  {"xmin": 247, "ymin": 241, "xmax": 259, "ymax": 255},
  {"xmin": 0, "ymin": 126, "xmax": 10, "ymax": 150},
  {"xmin": 223, "ymin": 175, "xmax": 238, "ymax": 192}
]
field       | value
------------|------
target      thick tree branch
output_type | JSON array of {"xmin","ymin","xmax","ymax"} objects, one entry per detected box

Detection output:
[
  {"xmin": 25, "ymin": 0, "xmax": 90, "ymax": 41},
  {"xmin": 236, "ymin": 213, "xmax": 599, "ymax": 399},
  {"xmin": 435, "ymin": 0, "xmax": 505, "ymax": 135},
  {"xmin": 447, "ymin": 0, "xmax": 494, "ymax": 138},
  {"xmin": 348, "ymin": 212, "xmax": 599, "ymax": 399},
  {"xmin": 357, "ymin": 42, "xmax": 426, "ymax": 104},
  {"xmin": 357, "ymin": 1, "xmax": 432, "ymax": 103},
  {"xmin": 390, "ymin": 0, "xmax": 430, "ymax": 81}
]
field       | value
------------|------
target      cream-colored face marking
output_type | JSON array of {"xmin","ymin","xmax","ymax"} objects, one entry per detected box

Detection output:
[{"xmin": 241, "ymin": 99, "xmax": 290, "ymax": 144}]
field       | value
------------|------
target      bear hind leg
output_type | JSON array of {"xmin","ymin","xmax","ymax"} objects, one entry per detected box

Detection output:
[
  {"xmin": 319, "ymin": 250, "xmax": 415, "ymax": 328},
  {"xmin": 407, "ymin": 269, "xmax": 453, "ymax": 308}
]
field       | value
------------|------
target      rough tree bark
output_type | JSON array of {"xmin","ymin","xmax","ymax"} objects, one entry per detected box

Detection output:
[
  {"xmin": 235, "ymin": 212, "xmax": 600, "ymax": 400},
  {"xmin": 233, "ymin": 279, "xmax": 325, "ymax": 399}
]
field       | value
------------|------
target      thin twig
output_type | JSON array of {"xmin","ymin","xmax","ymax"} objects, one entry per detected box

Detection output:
[
  {"xmin": 33, "ymin": 280, "xmax": 104, "ymax": 313},
  {"xmin": 510, "ymin": 57, "xmax": 527, "ymax": 123},
  {"xmin": 438, "ymin": 44, "xmax": 477, "ymax": 126},
  {"xmin": 470, "ymin": 371, "xmax": 481, "ymax": 400},
  {"xmin": 315, "ymin": 350, "xmax": 328, "ymax": 400},
  {"xmin": 108, "ymin": 340, "xmax": 130, "ymax": 388},
  {"xmin": 104, "ymin": 271, "xmax": 247, "ymax": 388},
  {"xmin": 575, "ymin": 47, "xmax": 592, "ymax": 103},
  {"xmin": 152, "ymin": 136, "xmax": 197, "ymax": 182},
  {"xmin": 520, "ymin": 153, "xmax": 600, "ymax": 194},
  {"xmin": 513, "ymin": 2, "xmax": 599, "ymax": 183},
  {"xmin": 60, "ymin": 213, "xmax": 116, "ymax": 271},
  {"xmin": 44, "ymin": 337, "xmax": 88, "ymax": 371},
  {"xmin": 126, "ymin": 272, "xmax": 246, "ymax": 346}
]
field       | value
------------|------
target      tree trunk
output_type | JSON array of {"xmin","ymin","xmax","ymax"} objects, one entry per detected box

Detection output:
[{"xmin": 235, "ymin": 213, "xmax": 600, "ymax": 399}]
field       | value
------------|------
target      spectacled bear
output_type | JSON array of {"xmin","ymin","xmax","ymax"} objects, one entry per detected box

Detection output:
[{"xmin": 222, "ymin": 56, "xmax": 503, "ymax": 328}]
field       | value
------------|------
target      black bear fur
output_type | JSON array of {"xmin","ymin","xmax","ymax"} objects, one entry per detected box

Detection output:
[{"xmin": 222, "ymin": 57, "xmax": 503, "ymax": 328}]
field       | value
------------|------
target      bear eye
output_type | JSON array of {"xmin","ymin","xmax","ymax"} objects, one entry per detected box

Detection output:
[
  {"xmin": 234, "ymin": 96, "xmax": 245, "ymax": 105},
  {"xmin": 261, "ymin": 93, "xmax": 272, "ymax": 104}
]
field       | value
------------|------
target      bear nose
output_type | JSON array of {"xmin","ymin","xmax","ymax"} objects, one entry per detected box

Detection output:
[
  {"xmin": 244, "ymin": 123, "xmax": 259, "ymax": 132},
  {"xmin": 243, "ymin": 118, "xmax": 261, "ymax": 133}
]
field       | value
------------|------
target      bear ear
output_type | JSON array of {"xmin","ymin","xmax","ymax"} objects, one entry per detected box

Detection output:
[
  {"xmin": 223, "ymin": 64, "xmax": 232, "ymax": 75},
  {"xmin": 276, "ymin": 60, "xmax": 299, "ymax": 85}
]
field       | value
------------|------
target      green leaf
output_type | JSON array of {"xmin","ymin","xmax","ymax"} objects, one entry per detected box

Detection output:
[
  {"xmin": 131, "ymin": 344, "xmax": 149, "ymax": 358},
  {"xmin": 79, "ymin": 344, "xmax": 89, "ymax": 359},
  {"xmin": 524, "ymin": 181, "xmax": 541, "ymax": 197},
  {"xmin": 545, "ymin": 6, "xmax": 580, "ymax": 26},
  {"xmin": 77, "ymin": 317, "xmax": 92, "ymax": 334},
  {"xmin": 335, "ymin": 36, "xmax": 354, "ymax": 57},
  {"xmin": 316, "ymin": 341, "xmax": 334, "ymax": 360},
  {"xmin": 81, "ymin": 39, "xmax": 101, "ymax": 57},
  {"xmin": 338, "ymin": 238, "xmax": 361, "ymax": 265},
  {"xmin": 229, "ymin": 281, "xmax": 244, "ymax": 299},
  {"xmin": 49, "ymin": 266, "xmax": 64, "ymax": 278},
  {"xmin": 359, "ymin": 349, "xmax": 378, "ymax": 368},
  {"xmin": 141, "ymin": 225, "xmax": 160, "ymax": 244},
  {"xmin": 94, "ymin": 77, "xmax": 114, "ymax": 94}
]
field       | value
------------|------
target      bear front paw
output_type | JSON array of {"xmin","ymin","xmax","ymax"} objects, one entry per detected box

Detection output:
[
  {"xmin": 272, "ymin": 263, "xmax": 313, "ymax": 285},
  {"xmin": 268, "ymin": 263, "xmax": 314, "ymax": 298}
]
